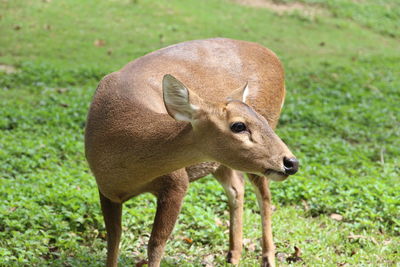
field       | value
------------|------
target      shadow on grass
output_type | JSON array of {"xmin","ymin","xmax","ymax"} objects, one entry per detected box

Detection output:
[{"xmin": 44, "ymin": 253, "xmax": 191, "ymax": 267}]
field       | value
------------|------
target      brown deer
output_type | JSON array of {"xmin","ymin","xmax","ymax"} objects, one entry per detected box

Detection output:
[{"xmin": 85, "ymin": 38, "xmax": 298, "ymax": 267}]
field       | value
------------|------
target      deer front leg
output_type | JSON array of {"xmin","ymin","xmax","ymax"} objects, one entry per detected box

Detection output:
[
  {"xmin": 249, "ymin": 174, "xmax": 275, "ymax": 267},
  {"xmin": 147, "ymin": 169, "xmax": 189, "ymax": 267},
  {"xmin": 99, "ymin": 190, "xmax": 123, "ymax": 267},
  {"xmin": 214, "ymin": 165, "xmax": 244, "ymax": 264}
]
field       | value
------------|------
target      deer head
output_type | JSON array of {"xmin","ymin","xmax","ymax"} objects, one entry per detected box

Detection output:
[{"xmin": 163, "ymin": 74, "xmax": 298, "ymax": 181}]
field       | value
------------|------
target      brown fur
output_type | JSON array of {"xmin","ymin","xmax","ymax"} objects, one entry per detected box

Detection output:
[{"xmin": 85, "ymin": 38, "xmax": 297, "ymax": 267}]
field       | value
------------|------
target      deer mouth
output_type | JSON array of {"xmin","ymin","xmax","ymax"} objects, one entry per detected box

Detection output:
[{"xmin": 264, "ymin": 169, "xmax": 288, "ymax": 181}]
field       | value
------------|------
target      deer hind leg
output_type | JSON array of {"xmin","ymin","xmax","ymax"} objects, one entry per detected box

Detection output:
[
  {"xmin": 213, "ymin": 165, "xmax": 244, "ymax": 264},
  {"xmin": 248, "ymin": 174, "xmax": 276, "ymax": 267},
  {"xmin": 99, "ymin": 190, "xmax": 123, "ymax": 267},
  {"xmin": 147, "ymin": 169, "xmax": 189, "ymax": 267}
]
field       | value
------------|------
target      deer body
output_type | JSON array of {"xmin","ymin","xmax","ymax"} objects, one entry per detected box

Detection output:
[{"xmin": 85, "ymin": 38, "xmax": 298, "ymax": 267}]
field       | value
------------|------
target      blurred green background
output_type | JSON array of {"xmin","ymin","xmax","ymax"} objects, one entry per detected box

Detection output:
[{"xmin": 0, "ymin": 0, "xmax": 399, "ymax": 266}]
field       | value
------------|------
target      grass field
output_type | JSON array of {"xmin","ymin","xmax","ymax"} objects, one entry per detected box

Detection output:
[{"xmin": 1, "ymin": 0, "xmax": 399, "ymax": 266}]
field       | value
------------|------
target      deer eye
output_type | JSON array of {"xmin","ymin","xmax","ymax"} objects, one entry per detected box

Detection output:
[{"xmin": 230, "ymin": 122, "xmax": 247, "ymax": 133}]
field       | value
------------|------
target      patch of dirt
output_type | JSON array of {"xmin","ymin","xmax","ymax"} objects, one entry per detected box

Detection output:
[
  {"xmin": 0, "ymin": 64, "xmax": 18, "ymax": 74},
  {"xmin": 231, "ymin": 0, "xmax": 325, "ymax": 17}
]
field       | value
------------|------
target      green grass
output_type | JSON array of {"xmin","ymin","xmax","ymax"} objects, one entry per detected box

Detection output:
[
  {"xmin": 274, "ymin": 0, "xmax": 400, "ymax": 38},
  {"xmin": 1, "ymin": 0, "xmax": 399, "ymax": 266}
]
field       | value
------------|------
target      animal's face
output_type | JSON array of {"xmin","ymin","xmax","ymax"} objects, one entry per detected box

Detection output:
[
  {"xmin": 162, "ymin": 74, "xmax": 298, "ymax": 180},
  {"xmin": 194, "ymin": 100, "xmax": 297, "ymax": 180}
]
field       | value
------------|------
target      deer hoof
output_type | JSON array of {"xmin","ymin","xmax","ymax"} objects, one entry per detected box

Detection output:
[
  {"xmin": 226, "ymin": 250, "xmax": 241, "ymax": 264},
  {"xmin": 261, "ymin": 255, "xmax": 275, "ymax": 267}
]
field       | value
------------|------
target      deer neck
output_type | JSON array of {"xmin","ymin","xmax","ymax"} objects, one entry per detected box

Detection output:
[
  {"xmin": 129, "ymin": 120, "xmax": 207, "ymax": 178},
  {"xmin": 160, "ymin": 122, "xmax": 204, "ymax": 166}
]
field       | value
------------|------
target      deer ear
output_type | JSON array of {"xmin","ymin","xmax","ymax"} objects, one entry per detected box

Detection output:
[
  {"xmin": 163, "ymin": 74, "xmax": 199, "ymax": 122},
  {"xmin": 227, "ymin": 82, "xmax": 249, "ymax": 103}
]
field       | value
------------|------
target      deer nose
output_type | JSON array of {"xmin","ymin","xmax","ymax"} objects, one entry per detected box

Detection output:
[{"xmin": 283, "ymin": 157, "xmax": 299, "ymax": 175}]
